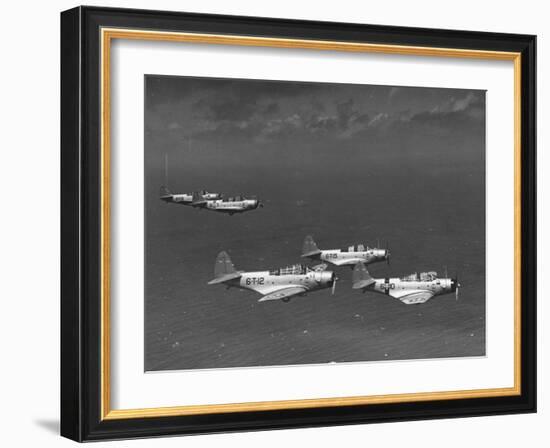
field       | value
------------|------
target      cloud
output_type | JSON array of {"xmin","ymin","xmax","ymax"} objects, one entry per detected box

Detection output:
[
  {"xmin": 146, "ymin": 76, "xmax": 485, "ymax": 144},
  {"xmin": 191, "ymin": 94, "xmax": 373, "ymax": 142},
  {"xmin": 368, "ymin": 113, "xmax": 389, "ymax": 127},
  {"xmin": 451, "ymin": 92, "xmax": 478, "ymax": 112},
  {"xmin": 405, "ymin": 91, "xmax": 485, "ymax": 131}
]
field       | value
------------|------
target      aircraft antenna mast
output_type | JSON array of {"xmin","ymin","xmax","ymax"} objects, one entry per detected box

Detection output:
[{"xmin": 164, "ymin": 153, "xmax": 168, "ymax": 186}]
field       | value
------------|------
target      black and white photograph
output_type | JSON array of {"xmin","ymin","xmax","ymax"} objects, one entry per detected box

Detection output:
[{"xmin": 144, "ymin": 75, "xmax": 486, "ymax": 372}]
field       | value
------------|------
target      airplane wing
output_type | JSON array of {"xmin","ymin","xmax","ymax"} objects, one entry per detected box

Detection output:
[
  {"xmin": 258, "ymin": 286, "xmax": 307, "ymax": 302},
  {"xmin": 311, "ymin": 263, "xmax": 328, "ymax": 272},
  {"xmin": 390, "ymin": 290, "xmax": 435, "ymax": 305},
  {"xmin": 328, "ymin": 258, "xmax": 365, "ymax": 266},
  {"xmin": 217, "ymin": 206, "xmax": 244, "ymax": 211}
]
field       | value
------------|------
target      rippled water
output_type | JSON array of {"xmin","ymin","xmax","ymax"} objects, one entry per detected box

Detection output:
[{"xmin": 144, "ymin": 144, "xmax": 485, "ymax": 371}]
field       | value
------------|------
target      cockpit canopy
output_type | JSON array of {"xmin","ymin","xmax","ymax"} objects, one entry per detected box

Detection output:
[
  {"xmin": 224, "ymin": 196, "xmax": 246, "ymax": 202},
  {"xmin": 401, "ymin": 271, "xmax": 438, "ymax": 281},
  {"xmin": 345, "ymin": 244, "xmax": 369, "ymax": 252},
  {"xmin": 269, "ymin": 264, "xmax": 308, "ymax": 276}
]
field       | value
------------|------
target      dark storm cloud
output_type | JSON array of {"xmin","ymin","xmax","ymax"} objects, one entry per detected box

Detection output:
[{"xmin": 146, "ymin": 76, "xmax": 485, "ymax": 145}]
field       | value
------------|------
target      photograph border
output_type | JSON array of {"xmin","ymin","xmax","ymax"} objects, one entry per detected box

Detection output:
[{"xmin": 61, "ymin": 6, "xmax": 536, "ymax": 441}]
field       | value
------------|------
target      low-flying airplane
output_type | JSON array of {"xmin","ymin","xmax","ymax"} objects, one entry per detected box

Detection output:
[
  {"xmin": 301, "ymin": 235, "xmax": 390, "ymax": 268},
  {"xmin": 351, "ymin": 262, "xmax": 460, "ymax": 304},
  {"xmin": 208, "ymin": 251, "xmax": 337, "ymax": 302},
  {"xmin": 191, "ymin": 192, "xmax": 263, "ymax": 215},
  {"xmin": 160, "ymin": 186, "xmax": 222, "ymax": 205}
]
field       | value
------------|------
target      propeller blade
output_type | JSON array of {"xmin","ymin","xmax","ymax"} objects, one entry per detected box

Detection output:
[
  {"xmin": 332, "ymin": 276, "xmax": 337, "ymax": 295},
  {"xmin": 454, "ymin": 273, "xmax": 460, "ymax": 301}
]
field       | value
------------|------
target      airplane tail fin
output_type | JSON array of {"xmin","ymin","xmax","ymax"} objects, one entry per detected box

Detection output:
[
  {"xmin": 301, "ymin": 235, "xmax": 322, "ymax": 258},
  {"xmin": 214, "ymin": 251, "xmax": 237, "ymax": 277},
  {"xmin": 208, "ymin": 251, "xmax": 242, "ymax": 285},
  {"xmin": 191, "ymin": 191, "xmax": 207, "ymax": 206},
  {"xmin": 160, "ymin": 185, "xmax": 171, "ymax": 197},
  {"xmin": 352, "ymin": 262, "xmax": 376, "ymax": 290}
]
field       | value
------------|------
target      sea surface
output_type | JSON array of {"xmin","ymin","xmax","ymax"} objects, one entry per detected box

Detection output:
[{"xmin": 144, "ymin": 141, "xmax": 486, "ymax": 371}]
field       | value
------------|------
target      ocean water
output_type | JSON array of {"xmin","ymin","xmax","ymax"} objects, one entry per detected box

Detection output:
[{"xmin": 144, "ymin": 143, "xmax": 486, "ymax": 371}]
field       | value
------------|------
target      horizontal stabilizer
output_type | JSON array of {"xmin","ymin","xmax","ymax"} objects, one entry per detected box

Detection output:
[
  {"xmin": 352, "ymin": 262, "xmax": 375, "ymax": 289},
  {"xmin": 301, "ymin": 235, "xmax": 321, "ymax": 258},
  {"xmin": 258, "ymin": 286, "xmax": 307, "ymax": 302},
  {"xmin": 208, "ymin": 272, "xmax": 242, "ymax": 285},
  {"xmin": 353, "ymin": 278, "xmax": 376, "ymax": 289},
  {"xmin": 160, "ymin": 185, "xmax": 172, "ymax": 198},
  {"xmin": 302, "ymin": 250, "xmax": 322, "ymax": 258}
]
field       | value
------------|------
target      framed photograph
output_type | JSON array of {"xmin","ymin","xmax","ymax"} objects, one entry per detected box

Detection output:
[{"xmin": 61, "ymin": 6, "xmax": 536, "ymax": 441}]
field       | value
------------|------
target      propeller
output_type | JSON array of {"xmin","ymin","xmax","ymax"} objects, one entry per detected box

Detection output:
[
  {"xmin": 252, "ymin": 196, "xmax": 264, "ymax": 208},
  {"xmin": 385, "ymin": 241, "xmax": 391, "ymax": 266},
  {"xmin": 331, "ymin": 273, "xmax": 338, "ymax": 295},
  {"xmin": 452, "ymin": 273, "xmax": 461, "ymax": 301}
]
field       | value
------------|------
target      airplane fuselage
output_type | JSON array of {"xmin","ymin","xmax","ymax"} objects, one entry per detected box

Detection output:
[
  {"xmin": 161, "ymin": 192, "xmax": 222, "ymax": 204},
  {"xmin": 219, "ymin": 269, "xmax": 334, "ymax": 302},
  {"xmin": 318, "ymin": 249, "xmax": 387, "ymax": 266},
  {"xmin": 227, "ymin": 270, "xmax": 332, "ymax": 295},
  {"xmin": 169, "ymin": 193, "xmax": 193, "ymax": 204},
  {"xmin": 364, "ymin": 277, "xmax": 455, "ymax": 304},
  {"xmin": 201, "ymin": 199, "xmax": 260, "ymax": 214}
]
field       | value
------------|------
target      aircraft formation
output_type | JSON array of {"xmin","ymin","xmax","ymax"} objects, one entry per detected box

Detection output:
[
  {"xmin": 159, "ymin": 156, "xmax": 460, "ymax": 305},
  {"xmin": 160, "ymin": 186, "xmax": 262, "ymax": 215},
  {"xmin": 208, "ymin": 235, "xmax": 460, "ymax": 305},
  {"xmin": 159, "ymin": 154, "xmax": 262, "ymax": 215}
]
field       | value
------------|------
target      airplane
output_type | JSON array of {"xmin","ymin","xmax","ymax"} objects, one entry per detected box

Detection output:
[
  {"xmin": 191, "ymin": 191, "xmax": 263, "ymax": 215},
  {"xmin": 351, "ymin": 262, "xmax": 461, "ymax": 305},
  {"xmin": 207, "ymin": 251, "xmax": 337, "ymax": 302},
  {"xmin": 301, "ymin": 235, "xmax": 390, "ymax": 268},
  {"xmin": 160, "ymin": 186, "xmax": 221, "ymax": 205}
]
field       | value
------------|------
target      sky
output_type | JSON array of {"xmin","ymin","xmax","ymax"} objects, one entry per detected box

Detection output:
[{"xmin": 145, "ymin": 75, "xmax": 485, "ymax": 172}]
